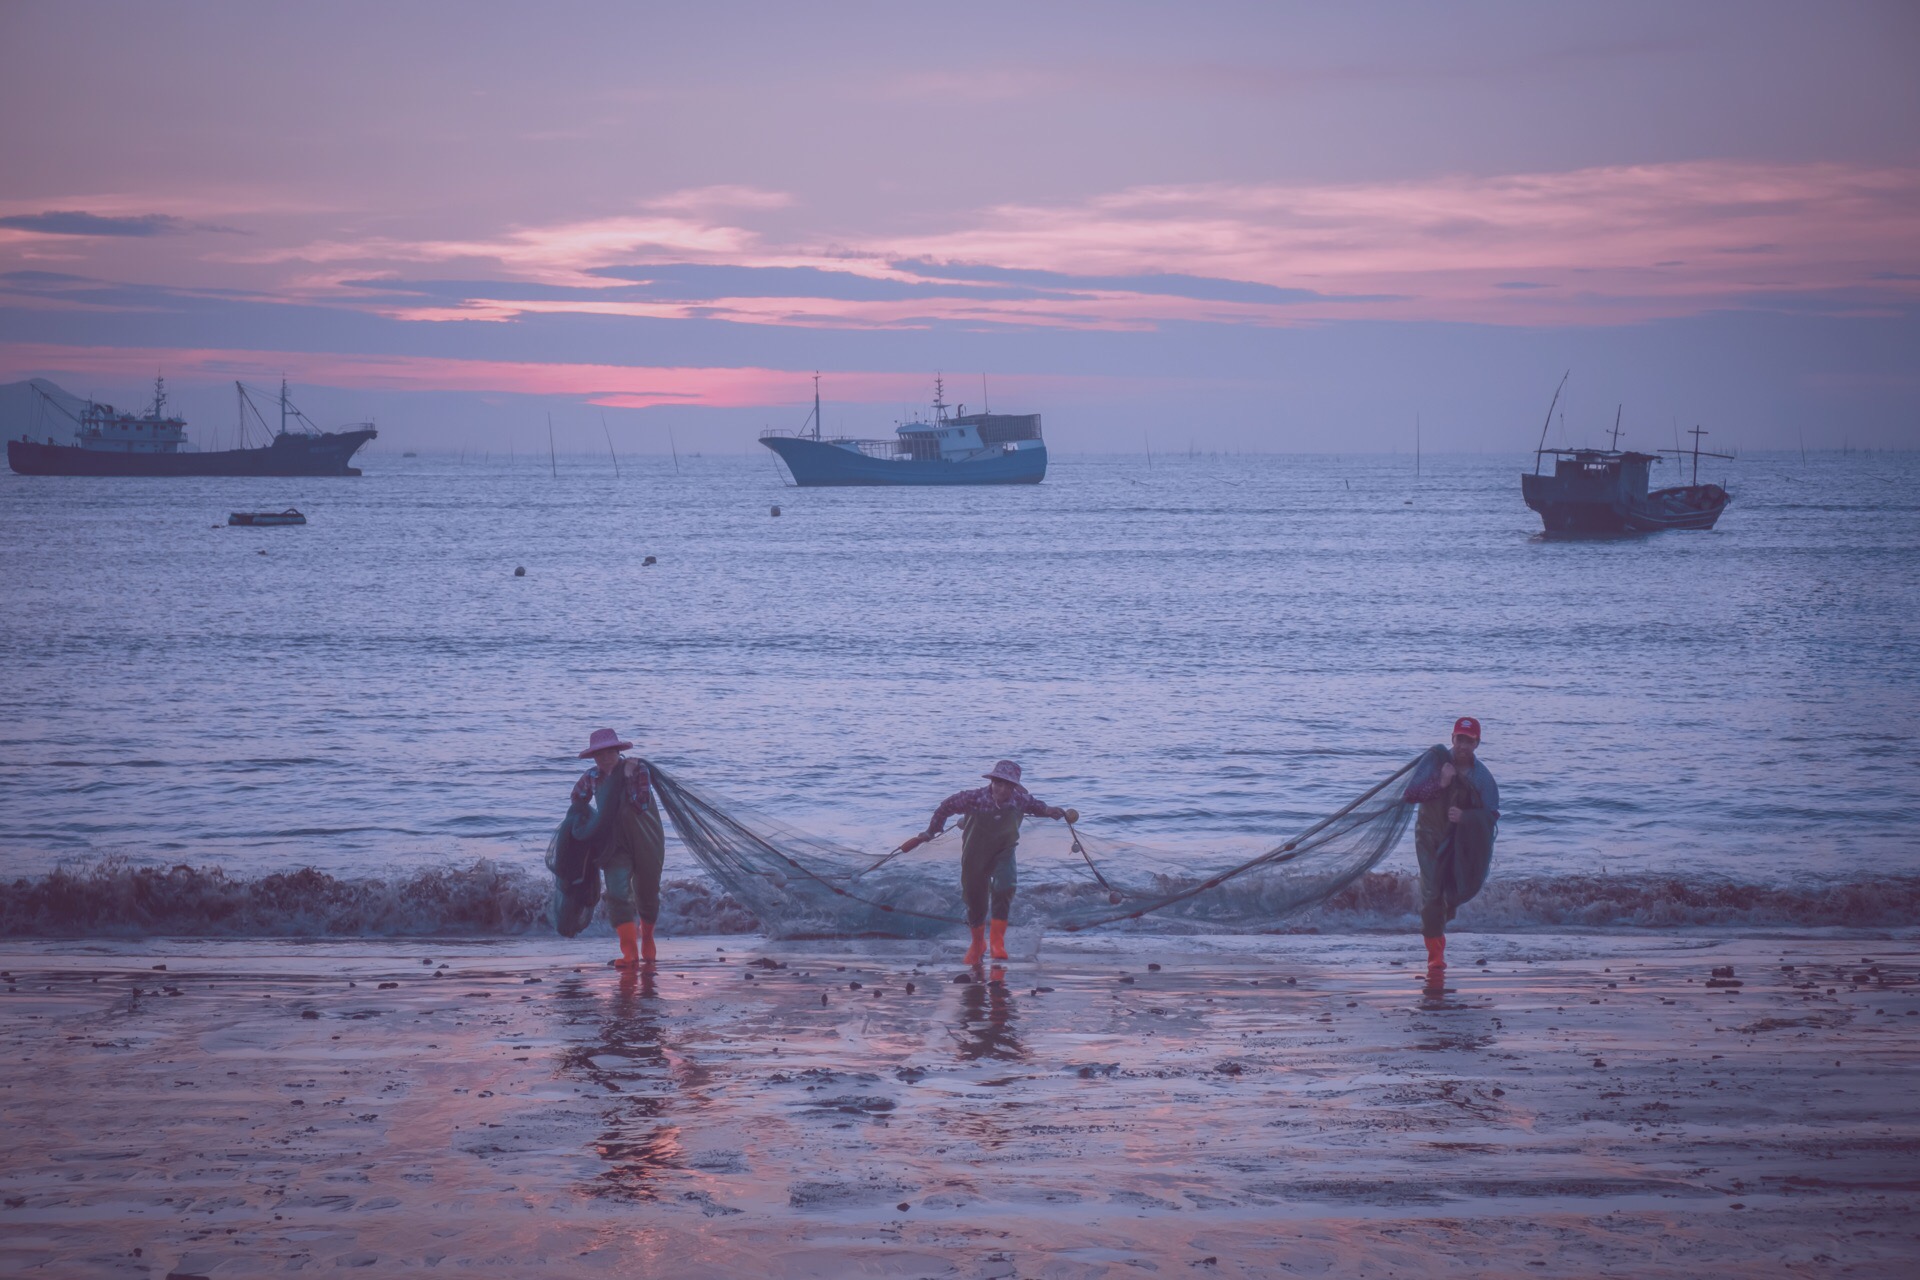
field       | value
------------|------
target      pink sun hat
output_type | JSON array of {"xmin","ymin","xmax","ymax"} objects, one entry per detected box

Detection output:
[
  {"xmin": 577, "ymin": 727, "xmax": 634, "ymax": 758},
  {"xmin": 982, "ymin": 759, "xmax": 1023, "ymax": 785}
]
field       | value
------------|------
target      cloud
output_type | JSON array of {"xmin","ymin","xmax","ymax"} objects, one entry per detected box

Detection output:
[
  {"xmin": 877, "ymin": 161, "xmax": 1920, "ymax": 324},
  {"xmin": 890, "ymin": 260, "xmax": 1397, "ymax": 305},
  {"xmin": 9, "ymin": 161, "xmax": 1918, "ymax": 338},
  {"xmin": 642, "ymin": 186, "xmax": 794, "ymax": 213},
  {"xmin": 0, "ymin": 341, "xmax": 1141, "ymax": 411},
  {"xmin": 240, "ymin": 215, "xmax": 762, "ymax": 281},
  {"xmin": 0, "ymin": 210, "xmax": 243, "ymax": 237}
]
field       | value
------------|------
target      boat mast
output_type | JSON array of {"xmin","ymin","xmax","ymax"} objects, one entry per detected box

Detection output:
[
  {"xmin": 151, "ymin": 373, "xmax": 166, "ymax": 419},
  {"xmin": 1608, "ymin": 405, "xmax": 1623, "ymax": 451},
  {"xmin": 812, "ymin": 372, "xmax": 822, "ymax": 441},
  {"xmin": 1689, "ymin": 425, "xmax": 1708, "ymax": 484},
  {"xmin": 600, "ymin": 410, "xmax": 620, "ymax": 478},
  {"xmin": 1534, "ymin": 371, "xmax": 1569, "ymax": 474},
  {"xmin": 279, "ymin": 378, "xmax": 288, "ymax": 438}
]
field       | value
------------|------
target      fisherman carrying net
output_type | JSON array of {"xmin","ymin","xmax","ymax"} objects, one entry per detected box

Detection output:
[
  {"xmin": 896, "ymin": 760, "xmax": 1078, "ymax": 964},
  {"xmin": 1401, "ymin": 716, "xmax": 1500, "ymax": 984},
  {"xmin": 548, "ymin": 727, "xmax": 666, "ymax": 968}
]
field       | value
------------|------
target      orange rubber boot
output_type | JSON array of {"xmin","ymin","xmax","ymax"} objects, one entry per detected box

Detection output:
[
  {"xmin": 1423, "ymin": 935, "xmax": 1446, "ymax": 972},
  {"xmin": 614, "ymin": 921, "xmax": 640, "ymax": 969},
  {"xmin": 989, "ymin": 919, "xmax": 1009, "ymax": 961},
  {"xmin": 963, "ymin": 925, "xmax": 987, "ymax": 966},
  {"xmin": 640, "ymin": 919, "xmax": 658, "ymax": 963}
]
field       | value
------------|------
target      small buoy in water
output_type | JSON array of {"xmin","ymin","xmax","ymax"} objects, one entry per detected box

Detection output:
[
  {"xmin": 1108, "ymin": 892, "xmax": 1123, "ymax": 904},
  {"xmin": 513, "ymin": 566, "xmax": 526, "ymax": 577},
  {"xmin": 256, "ymin": 549, "xmax": 268, "ymax": 556},
  {"xmin": 643, "ymin": 555, "xmax": 657, "ymax": 566},
  {"xmin": 770, "ymin": 505, "xmax": 781, "ymax": 517}
]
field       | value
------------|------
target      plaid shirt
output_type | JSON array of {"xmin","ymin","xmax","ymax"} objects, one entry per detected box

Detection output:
[
  {"xmin": 571, "ymin": 757, "xmax": 653, "ymax": 810},
  {"xmin": 928, "ymin": 783, "xmax": 1054, "ymax": 834}
]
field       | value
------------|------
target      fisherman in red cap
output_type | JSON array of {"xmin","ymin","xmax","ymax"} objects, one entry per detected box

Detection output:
[
  {"xmin": 567, "ymin": 727, "xmax": 666, "ymax": 968},
  {"xmin": 1402, "ymin": 717, "xmax": 1501, "ymax": 983},
  {"xmin": 898, "ymin": 760, "xmax": 1078, "ymax": 965}
]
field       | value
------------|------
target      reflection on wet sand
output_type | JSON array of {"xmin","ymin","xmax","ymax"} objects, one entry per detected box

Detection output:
[
  {"xmin": 555, "ymin": 964, "xmax": 686, "ymax": 1201},
  {"xmin": 953, "ymin": 966, "xmax": 1023, "ymax": 1062}
]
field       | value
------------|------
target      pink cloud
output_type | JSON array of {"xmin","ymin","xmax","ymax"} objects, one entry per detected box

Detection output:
[
  {"xmin": 878, "ymin": 161, "xmax": 1920, "ymax": 323},
  {"xmin": 302, "ymin": 160, "xmax": 1920, "ymax": 329},
  {"xmin": 0, "ymin": 343, "xmax": 1153, "ymax": 410},
  {"xmin": 6, "ymin": 161, "xmax": 1914, "ymax": 333}
]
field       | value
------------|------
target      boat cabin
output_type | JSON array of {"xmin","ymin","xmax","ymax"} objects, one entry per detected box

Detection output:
[
  {"xmin": 1539, "ymin": 448, "xmax": 1659, "ymax": 495},
  {"xmin": 77, "ymin": 377, "xmax": 187, "ymax": 454},
  {"xmin": 894, "ymin": 412, "xmax": 1044, "ymax": 462}
]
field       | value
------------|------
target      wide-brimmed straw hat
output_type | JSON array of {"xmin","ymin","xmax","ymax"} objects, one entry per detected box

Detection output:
[
  {"xmin": 982, "ymin": 759, "xmax": 1023, "ymax": 785},
  {"xmin": 578, "ymin": 727, "xmax": 634, "ymax": 758}
]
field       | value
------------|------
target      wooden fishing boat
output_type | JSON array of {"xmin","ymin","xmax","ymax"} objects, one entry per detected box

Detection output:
[{"xmin": 1520, "ymin": 376, "xmax": 1732, "ymax": 534}]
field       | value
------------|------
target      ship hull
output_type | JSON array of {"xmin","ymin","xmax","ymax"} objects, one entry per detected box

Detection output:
[
  {"xmin": 7, "ymin": 429, "xmax": 376, "ymax": 477},
  {"xmin": 1522, "ymin": 473, "xmax": 1729, "ymax": 534},
  {"xmin": 762, "ymin": 435, "xmax": 1045, "ymax": 486}
]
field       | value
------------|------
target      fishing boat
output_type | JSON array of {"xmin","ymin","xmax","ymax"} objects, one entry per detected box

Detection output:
[
  {"xmin": 1520, "ymin": 377, "xmax": 1732, "ymax": 534},
  {"xmin": 759, "ymin": 376, "xmax": 1046, "ymax": 486},
  {"xmin": 7, "ymin": 376, "xmax": 376, "ymax": 477},
  {"xmin": 228, "ymin": 508, "xmax": 307, "ymax": 526}
]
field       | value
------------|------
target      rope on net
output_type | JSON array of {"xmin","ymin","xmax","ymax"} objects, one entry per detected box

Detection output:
[{"xmin": 646, "ymin": 752, "xmax": 1428, "ymax": 940}]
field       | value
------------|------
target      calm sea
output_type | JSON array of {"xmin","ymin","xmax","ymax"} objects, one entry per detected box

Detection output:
[{"xmin": 2, "ymin": 448, "xmax": 1915, "ymax": 931}]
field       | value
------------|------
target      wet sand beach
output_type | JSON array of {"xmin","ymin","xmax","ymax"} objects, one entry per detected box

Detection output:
[{"xmin": 3, "ymin": 932, "xmax": 1916, "ymax": 1278}]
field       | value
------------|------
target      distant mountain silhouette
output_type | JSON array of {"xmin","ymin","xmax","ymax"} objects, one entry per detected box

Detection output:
[{"xmin": 0, "ymin": 378, "xmax": 89, "ymax": 444}]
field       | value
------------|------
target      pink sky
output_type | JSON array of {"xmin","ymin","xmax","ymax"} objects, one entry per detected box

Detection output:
[{"xmin": 1, "ymin": 2, "xmax": 1916, "ymax": 449}]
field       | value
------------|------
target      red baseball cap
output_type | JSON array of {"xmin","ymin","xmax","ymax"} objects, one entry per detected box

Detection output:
[{"xmin": 1453, "ymin": 717, "xmax": 1482, "ymax": 742}]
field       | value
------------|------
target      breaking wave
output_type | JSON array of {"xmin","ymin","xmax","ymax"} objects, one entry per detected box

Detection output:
[{"xmin": 1, "ymin": 859, "xmax": 1915, "ymax": 938}]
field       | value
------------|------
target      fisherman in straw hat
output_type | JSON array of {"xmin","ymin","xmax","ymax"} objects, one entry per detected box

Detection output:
[
  {"xmin": 898, "ymin": 760, "xmax": 1078, "ymax": 965},
  {"xmin": 567, "ymin": 727, "xmax": 666, "ymax": 968}
]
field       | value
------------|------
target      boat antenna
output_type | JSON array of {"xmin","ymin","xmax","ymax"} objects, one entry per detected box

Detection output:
[
  {"xmin": 279, "ymin": 377, "xmax": 288, "ymax": 438},
  {"xmin": 812, "ymin": 372, "xmax": 822, "ymax": 441},
  {"xmin": 933, "ymin": 373, "xmax": 948, "ymax": 423},
  {"xmin": 1607, "ymin": 404, "xmax": 1623, "ymax": 451},
  {"xmin": 600, "ymin": 410, "xmax": 620, "ymax": 478},
  {"xmin": 547, "ymin": 412, "xmax": 558, "ymax": 478},
  {"xmin": 1415, "ymin": 412, "xmax": 1421, "ymax": 477},
  {"xmin": 981, "ymin": 372, "xmax": 991, "ymax": 413},
  {"xmin": 1534, "ymin": 371, "xmax": 1569, "ymax": 474}
]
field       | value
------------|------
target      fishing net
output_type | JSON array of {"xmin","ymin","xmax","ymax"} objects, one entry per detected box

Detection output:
[{"xmin": 648, "ymin": 753, "xmax": 1427, "ymax": 940}]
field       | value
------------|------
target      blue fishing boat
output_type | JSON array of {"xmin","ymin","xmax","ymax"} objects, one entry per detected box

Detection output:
[{"xmin": 759, "ymin": 376, "xmax": 1046, "ymax": 486}]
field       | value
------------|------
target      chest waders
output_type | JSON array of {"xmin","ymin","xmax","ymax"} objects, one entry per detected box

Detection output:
[
  {"xmin": 571, "ymin": 763, "xmax": 667, "ymax": 967},
  {"xmin": 960, "ymin": 806, "xmax": 1023, "ymax": 962},
  {"xmin": 1412, "ymin": 754, "xmax": 1497, "ymax": 975}
]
